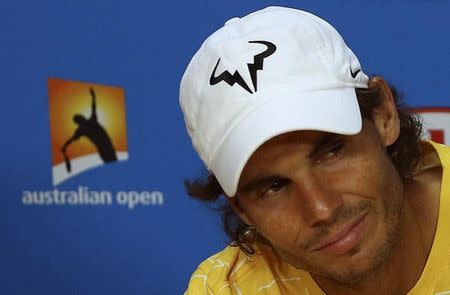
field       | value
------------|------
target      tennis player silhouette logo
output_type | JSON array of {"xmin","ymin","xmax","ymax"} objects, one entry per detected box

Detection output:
[
  {"xmin": 48, "ymin": 78, "xmax": 128, "ymax": 185},
  {"xmin": 61, "ymin": 87, "xmax": 117, "ymax": 173}
]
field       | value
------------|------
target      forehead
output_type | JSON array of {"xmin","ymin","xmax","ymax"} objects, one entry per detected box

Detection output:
[{"xmin": 238, "ymin": 130, "xmax": 337, "ymax": 178}]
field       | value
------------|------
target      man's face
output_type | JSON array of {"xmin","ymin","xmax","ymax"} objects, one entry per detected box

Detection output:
[{"xmin": 233, "ymin": 120, "xmax": 405, "ymax": 285}]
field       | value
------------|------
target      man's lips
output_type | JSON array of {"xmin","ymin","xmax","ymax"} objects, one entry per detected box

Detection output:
[{"xmin": 312, "ymin": 212, "xmax": 368, "ymax": 253}]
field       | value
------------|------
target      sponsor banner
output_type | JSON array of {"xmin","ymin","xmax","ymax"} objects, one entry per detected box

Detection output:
[{"xmin": 413, "ymin": 107, "xmax": 450, "ymax": 145}]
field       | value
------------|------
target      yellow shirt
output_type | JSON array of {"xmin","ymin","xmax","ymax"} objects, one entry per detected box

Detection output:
[{"xmin": 185, "ymin": 142, "xmax": 450, "ymax": 295}]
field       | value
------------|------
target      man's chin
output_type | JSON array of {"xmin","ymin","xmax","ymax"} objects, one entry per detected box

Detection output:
[
  {"xmin": 279, "ymin": 241, "xmax": 394, "ymax": 286},
  {"xmin": 311, "ymin": 260, "xmax": 385, "ymax": 287}
]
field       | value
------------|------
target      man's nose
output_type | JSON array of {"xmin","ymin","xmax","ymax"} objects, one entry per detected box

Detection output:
[{"xmin": 294, "ymin": 173, "xmax": 344, "ymax": 228}]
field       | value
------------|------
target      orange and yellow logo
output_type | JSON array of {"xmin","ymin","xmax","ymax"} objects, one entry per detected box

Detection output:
[{"xmin": 48, "ymin": 78, "xmax": 128, "ymax": 185}]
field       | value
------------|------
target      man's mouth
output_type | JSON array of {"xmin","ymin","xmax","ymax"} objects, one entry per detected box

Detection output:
[{"xmin": 312, "ymin": 212, "xmax": 369, "ymax": 255}]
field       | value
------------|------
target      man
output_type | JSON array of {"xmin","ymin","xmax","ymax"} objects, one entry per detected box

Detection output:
[{"xmin": 179, "ymin": 6, "xmax": 449, "ymax": 294}]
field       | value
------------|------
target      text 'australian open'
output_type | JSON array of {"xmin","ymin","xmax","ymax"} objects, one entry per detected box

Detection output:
[{"xmin": 22, "ymin": 186, "xmax": 164, "ymax": 209}]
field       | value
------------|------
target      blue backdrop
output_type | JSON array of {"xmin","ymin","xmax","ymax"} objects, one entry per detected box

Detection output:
[{"xmin": 1, "ymin": 1, "xmax": 449, "ymax": 294}]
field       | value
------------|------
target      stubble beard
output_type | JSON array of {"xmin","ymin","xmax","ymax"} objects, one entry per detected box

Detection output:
[{"xmin": 274, "ymin": 190, "xmax": 405, "ymax": 286}]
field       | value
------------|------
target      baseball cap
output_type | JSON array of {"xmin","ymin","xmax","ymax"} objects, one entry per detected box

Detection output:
[{"xmin": 180, "ymin": 6, "xmax": 369, "ymax": 197}]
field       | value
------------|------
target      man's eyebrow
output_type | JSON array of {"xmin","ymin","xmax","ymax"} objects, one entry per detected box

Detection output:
[
  {"xmin": 307, "ymin": 133, "xmax": 342, "ymax": 159},
  {"xmin": 237, "ymin": 175, "xmax": 280, "ymax": 195}
]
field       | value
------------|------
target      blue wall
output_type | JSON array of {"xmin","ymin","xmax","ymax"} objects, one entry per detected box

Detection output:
[{"xmin": 1, "ymin": 1, "xmax": 449, "ymax": 294}]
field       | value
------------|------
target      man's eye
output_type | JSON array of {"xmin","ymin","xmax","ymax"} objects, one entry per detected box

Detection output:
[
  {"xmin": 264, "ymin": 178, "xmax": 290, "ymax": 194},
  {"xmin": 317, "ymin": 141, "xmax": 344, "ymax": 164},
  {"xmin": 328, "ymin": 142, "xmax": 344, "ymax": 157}
]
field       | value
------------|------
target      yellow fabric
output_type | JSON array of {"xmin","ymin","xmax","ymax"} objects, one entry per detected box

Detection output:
[{"xmin": 185, "ymin": 141, "xmax": 450, "ymax": 295}]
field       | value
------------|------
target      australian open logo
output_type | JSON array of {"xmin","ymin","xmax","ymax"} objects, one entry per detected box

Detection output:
[
  {"xmin": 413, "ymin": 107, "xmax": 450, "ymax": 145},
  {"xmin": 48, "ymin": 78, "xmax": 129, "ymax": 185},
  {"xmin": 22, "ymin": 78, "xmax": 162, "ymax": 209}
]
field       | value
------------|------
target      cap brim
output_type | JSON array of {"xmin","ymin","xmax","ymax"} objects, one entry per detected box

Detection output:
[{"xmin": 212, "ymin": 87, "xmax": 362, "ymax": 197}]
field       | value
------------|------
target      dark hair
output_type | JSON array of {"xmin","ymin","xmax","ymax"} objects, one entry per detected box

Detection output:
[{"xmin": 184, "ymin": 82, "xmax": 423, "ymax": 255}]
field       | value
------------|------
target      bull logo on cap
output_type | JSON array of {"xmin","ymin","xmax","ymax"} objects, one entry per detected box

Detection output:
[{"xmin": 209, "ymin": 40, "xmax": 276, "ymax": 94}]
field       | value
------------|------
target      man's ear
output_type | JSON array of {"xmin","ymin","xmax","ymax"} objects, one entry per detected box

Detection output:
[
  {"xmin": 227, "ymin": 197, "xmax": 252, "ymax": 225},
  {"xmin": 368, "ymin": 76, "xmax": 400, "ymax": 147}
]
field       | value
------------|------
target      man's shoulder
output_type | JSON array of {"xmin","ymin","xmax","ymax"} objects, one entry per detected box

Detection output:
[
  {"xmin": 195, "ymin": 246, "xmax": 242, "ymax": 276},
  {"xmin": 428, "ymin": 140, "xmax": 450, "ymax": 162},
  {"xmin": 184, "ymin": 245, "xmax": 319, "ymax": 295},
  {"xmin": 185, "ymin": 246, "xmax": 254, "ymax": 293}
]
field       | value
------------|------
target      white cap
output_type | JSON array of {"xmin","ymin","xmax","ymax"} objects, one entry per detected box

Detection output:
[{"xmin": 180, "ymin": 6, "xmax": 369, "ymax": 197}]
